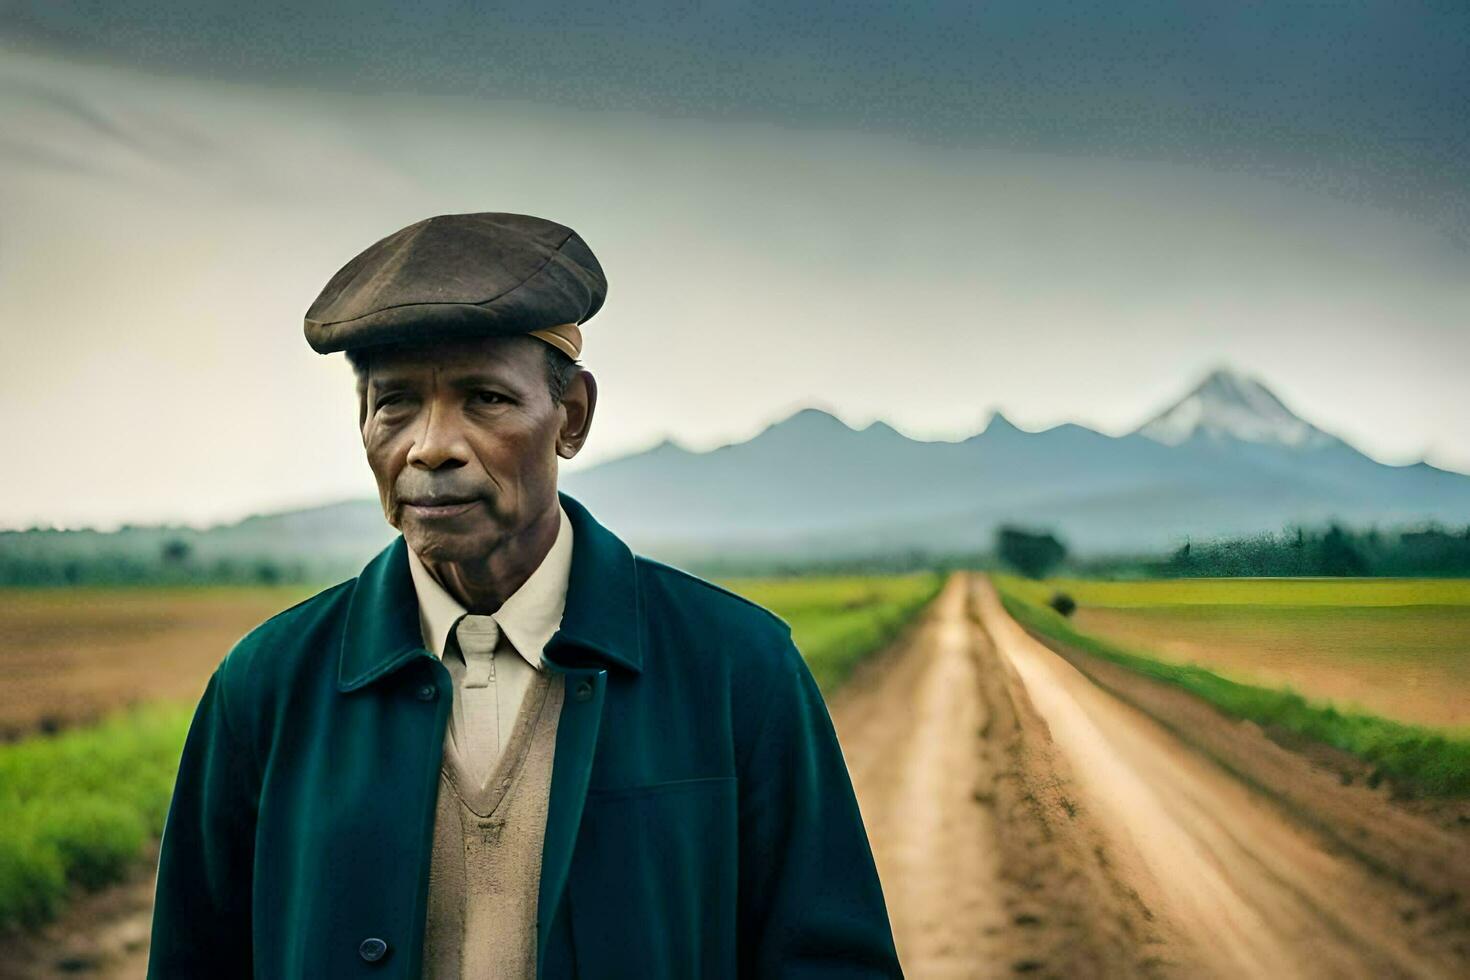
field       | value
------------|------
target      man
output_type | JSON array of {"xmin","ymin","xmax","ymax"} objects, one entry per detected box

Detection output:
[{"xmin": 147, "ymin": 212, "xmax": 902, "ymax": 978}]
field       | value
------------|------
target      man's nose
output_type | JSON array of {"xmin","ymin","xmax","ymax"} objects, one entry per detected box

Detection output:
[{"xmin": 405, "ymin": 403, "xmax": 471, "ymax": 470}]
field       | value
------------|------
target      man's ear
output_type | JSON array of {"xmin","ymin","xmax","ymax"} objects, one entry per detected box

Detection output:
[{"xmin": 557, "ymin": 369, "xmax": 597, "ymax": 459}]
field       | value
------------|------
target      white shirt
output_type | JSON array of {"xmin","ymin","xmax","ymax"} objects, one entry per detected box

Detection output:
[{"xmin": 405, "ymin": 503, "xmax": 574, "ymax": 792}]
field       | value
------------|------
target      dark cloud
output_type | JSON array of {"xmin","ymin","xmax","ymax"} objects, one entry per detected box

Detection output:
[{"xmin": 5, "ymin": 1, "xmax": 1468, "ymax": 243}]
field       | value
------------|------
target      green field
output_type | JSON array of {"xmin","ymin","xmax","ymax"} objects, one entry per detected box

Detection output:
[
  {"xmin": 0, "ymin": 572, "xmax": 942, "ymax": 932},
  {"xmin": 996, "ymin": 575, "xmax": 1470, "ymax": 732},
  {"xmin": 993, "ymin": 573, "xmax": 1470, "ymax": 798},
  {"xmin": 725, "ymin": 573, "xmax": 945, "ymax": 692}
]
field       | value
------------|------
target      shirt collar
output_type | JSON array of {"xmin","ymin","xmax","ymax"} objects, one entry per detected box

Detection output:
[
  {"xmin": 337, "ymin": 490, "xmax": 643, "ymax": 693},
  {"xmin": 404, "ymin": 502, "xmax": 574, "ymax": 672}
]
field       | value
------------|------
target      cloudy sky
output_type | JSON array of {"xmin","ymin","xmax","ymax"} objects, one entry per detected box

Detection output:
[{"xmin": 2, "ymin": 3, "xmax": 1467, "ymax": 529}]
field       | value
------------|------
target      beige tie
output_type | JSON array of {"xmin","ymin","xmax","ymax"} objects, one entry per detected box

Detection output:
[{"xmin": 449, "ymin": 614, "xmax": 504, "ymax": 790}]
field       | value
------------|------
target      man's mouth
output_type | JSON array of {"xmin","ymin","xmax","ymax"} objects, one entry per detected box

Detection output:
[{"xmin": 401, "ymin": 498, "xmax": 480, "ymax": 519}]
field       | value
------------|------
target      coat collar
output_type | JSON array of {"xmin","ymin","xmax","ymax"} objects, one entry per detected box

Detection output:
[{"xmin": 337, "ymin": 490, "xmax": 643, "ymax": 692}]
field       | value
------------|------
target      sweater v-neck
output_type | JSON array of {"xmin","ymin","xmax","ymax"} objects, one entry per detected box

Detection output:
[{"xmin": 440, "ymin": 666, "xmax": 556, "ymax": 816}]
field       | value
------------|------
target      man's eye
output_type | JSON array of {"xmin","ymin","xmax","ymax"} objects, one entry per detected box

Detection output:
[
  {"xmin": 375, "ymin": 394, "xmax": 405, "ymax": 411},
  {"xmin": 476, "ymin": 391, "xmax": 509, "ymax": 405}
]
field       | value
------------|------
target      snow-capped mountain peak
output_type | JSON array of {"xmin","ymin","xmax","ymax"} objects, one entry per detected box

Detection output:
[{"xmin": 1135, "ymin": 366, "xmax": 1338, "ymax": 450}]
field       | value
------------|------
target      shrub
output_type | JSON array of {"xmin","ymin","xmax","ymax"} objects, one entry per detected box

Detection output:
[{"xmin": 1047, "ymin": 591, "xmax": 1077, "ymax": 617}]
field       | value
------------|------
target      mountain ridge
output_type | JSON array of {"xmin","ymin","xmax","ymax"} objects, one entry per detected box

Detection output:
[
  {"xmin": 6, "ymin": 365, "xmax": 1465, "ymax": 568},
  {"xmin": 553, "ymin": 364, "xmax": 1468, "ymax": 557}
]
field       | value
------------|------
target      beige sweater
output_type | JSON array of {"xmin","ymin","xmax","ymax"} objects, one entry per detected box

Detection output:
[{"xmin": 422, "ymin": 666, "xmax": 566, "ymax": 979}]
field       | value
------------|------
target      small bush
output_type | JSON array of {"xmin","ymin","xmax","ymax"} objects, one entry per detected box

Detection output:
[{"xmin": 1047, "ymin": 591, "xmax": 1077, "ymax": 617}]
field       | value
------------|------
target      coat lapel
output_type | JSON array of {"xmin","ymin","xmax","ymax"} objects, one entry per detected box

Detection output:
[
  {"xmin": 335, "ymin": 530, "xmax": 427, "ymax": 693},
  {"xmin": 535, "ymin": 491, "xmax": 644, "ymax": 971}
]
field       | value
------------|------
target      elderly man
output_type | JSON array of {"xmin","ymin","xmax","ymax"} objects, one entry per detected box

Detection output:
[{"xmin": 147, "ymin": 212, "xmax": 902, "ymax": 979}]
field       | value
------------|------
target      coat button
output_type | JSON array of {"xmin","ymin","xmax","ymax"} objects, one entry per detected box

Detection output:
[
  {"xmin": 415, "ymin": 684, "xmax": 437, "ymax": 701},
  {"xmin": 358, "ymin": 937, "xmax": 389, "ymax": 962},
  {"xmin": 573, "ymin": 680, "xmax": 593, "ymax": 702}
]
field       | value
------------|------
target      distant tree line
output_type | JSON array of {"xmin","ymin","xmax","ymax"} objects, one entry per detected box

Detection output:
[
  {"xmin": 0, "ymin": 534, "xmax": 330, "ymax": 587},
  {"xmin": 1140, "ymin": 522, "xmax": 1470, "ymax": 578},
  {"xmin": 986, "ymin": 520, "xmax": 1470, "ymax": 581},
  {"xmin": 702, "ymin": 521, "xmax": 1470, "ymax": 580},
  {"xmin": 4, "ymin": 518, "xmax": 1468, "ymax": 586}
]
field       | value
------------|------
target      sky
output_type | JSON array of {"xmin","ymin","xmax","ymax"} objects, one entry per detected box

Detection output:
[{"xmin": 2, "ymin": 4, "xmax": 1468, "ymax": 530}]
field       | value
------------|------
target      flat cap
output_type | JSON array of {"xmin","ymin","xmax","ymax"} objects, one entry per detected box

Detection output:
[{"xmin": 303, "ymin": 212, "xmax": 606, "ymax": 358}]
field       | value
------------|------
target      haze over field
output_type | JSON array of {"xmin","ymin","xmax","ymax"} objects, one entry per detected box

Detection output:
[{"xmin": 7, "ymin": 365, "xmax": 1468, "ymax": 572}]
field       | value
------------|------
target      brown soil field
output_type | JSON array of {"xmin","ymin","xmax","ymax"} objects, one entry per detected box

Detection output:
[
  {"xmin": 0, "ymin": 586, "xmax": 317, "ymax": 739},
  {"xmin": 1072, "ymin": 603, "xmax": 1470, "ymax": 732}
]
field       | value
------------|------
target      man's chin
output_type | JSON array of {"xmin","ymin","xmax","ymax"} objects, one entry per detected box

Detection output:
[{"xmin": 400, "ymin": 520, "xmax": 497, "ymax": 564}]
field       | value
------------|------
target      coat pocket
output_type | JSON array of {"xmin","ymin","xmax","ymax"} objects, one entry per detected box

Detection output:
[{"xmin": 566, "ymin": 776, "xmax": 739, "ymax": 980}]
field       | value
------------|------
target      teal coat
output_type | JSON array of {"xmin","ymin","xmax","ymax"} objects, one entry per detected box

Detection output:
[{"xmin": 147, "ymin": 491, "xmax": 902, "ymax": 978}]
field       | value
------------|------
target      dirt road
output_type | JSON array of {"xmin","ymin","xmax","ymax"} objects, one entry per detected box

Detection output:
[{"xmin": 828, "ymin": 572, "xmax": 1470, "ymax": 979}]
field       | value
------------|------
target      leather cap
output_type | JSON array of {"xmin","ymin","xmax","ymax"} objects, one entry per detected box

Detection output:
[{"xmin": 303, "ymin": 212, "xmax": 606, "ymax": 355}]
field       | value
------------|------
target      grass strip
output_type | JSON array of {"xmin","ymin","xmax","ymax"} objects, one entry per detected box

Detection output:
[
  {"xmin": 725, "ymin": 573, "xmax": 946, "ymax": 693},
  {"xmin": 992, "ymin": 577, "xmax": 1470, "ymax": 798},
  {"xmin": 0, "ymin": 703, "xmax": 191, "ymax": 932}
]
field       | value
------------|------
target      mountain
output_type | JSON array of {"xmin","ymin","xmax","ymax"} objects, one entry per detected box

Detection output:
[
  {"xmin": 7, "ymin": 364, "xmax": 1467, "ymax": 573},
  {"xmin": 1134, "ymin": 367, "xmax": 1342, "ymax": 451}
]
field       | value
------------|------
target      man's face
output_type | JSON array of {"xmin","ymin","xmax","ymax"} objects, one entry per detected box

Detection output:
[{"xmin": 358, "ymin": 334, "xmax": 583, "ymax": 563}]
